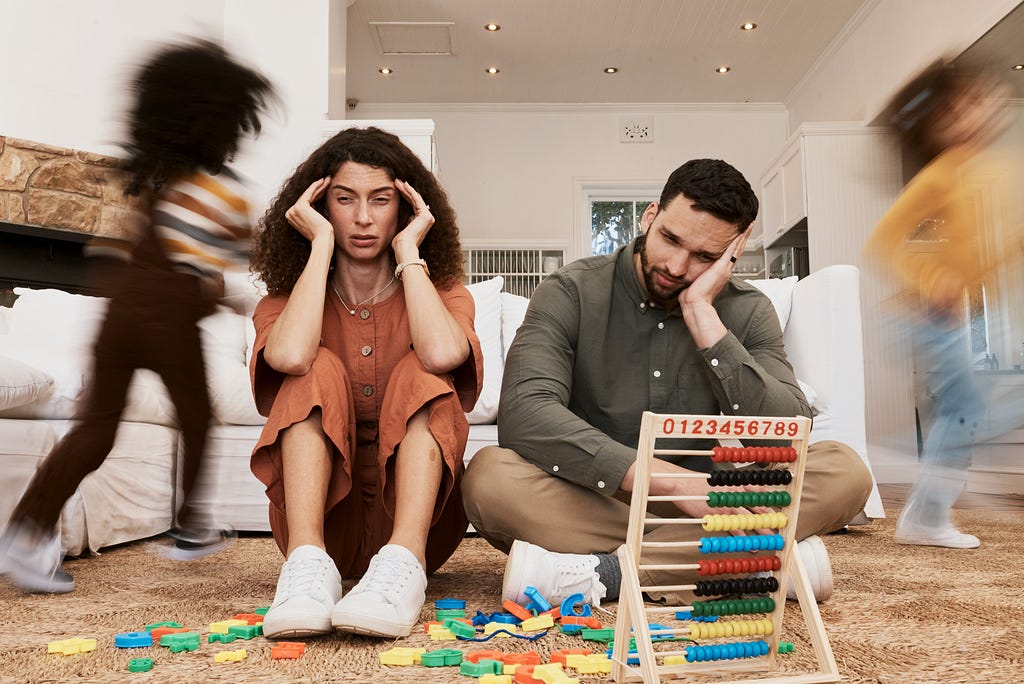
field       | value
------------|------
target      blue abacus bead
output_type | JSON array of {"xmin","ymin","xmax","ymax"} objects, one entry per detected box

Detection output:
[
  {"xmin": 686, "ymin": 646, "xmax": 697, "ymax": 663},
  {"xmin": 759, "ymin": 640, "xmax": 770, "ymax": 656}
]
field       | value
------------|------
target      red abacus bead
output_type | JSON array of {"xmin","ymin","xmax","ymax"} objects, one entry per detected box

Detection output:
[{"xmin": 711, "ymin": 447, "xmax": 725, "ymax": 462}]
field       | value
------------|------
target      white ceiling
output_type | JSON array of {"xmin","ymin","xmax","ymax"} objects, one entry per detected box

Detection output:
[{"xmin": 344, "ymin": 0, "xmax": 870, "ymax": 105}]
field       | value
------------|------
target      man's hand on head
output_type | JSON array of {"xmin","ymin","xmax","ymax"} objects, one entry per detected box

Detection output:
[{"xmin": 679, "ymin": 226, "xmax": 752, "ymax": 348}]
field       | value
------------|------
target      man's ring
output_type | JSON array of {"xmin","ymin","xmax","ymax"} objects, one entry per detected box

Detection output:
[{"xmin": 729, "ymin": 256, "xmax": 737, "ymax": 263}]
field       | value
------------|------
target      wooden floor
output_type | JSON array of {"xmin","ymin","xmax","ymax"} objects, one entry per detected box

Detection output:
[{"xmin": 878, "ymin": 483, "xmax": 1024, "ymax": 512}]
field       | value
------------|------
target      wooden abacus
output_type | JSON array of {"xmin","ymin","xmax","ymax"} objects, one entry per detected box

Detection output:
[{"xmin": 612, "ymin": 412, "xmax": 839, "ymax": 683}]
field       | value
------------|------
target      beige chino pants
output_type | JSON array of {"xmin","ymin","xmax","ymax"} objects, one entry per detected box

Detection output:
[{"xmin": 462, "ymin": 440, "xmax": 873, "ymax": 604}]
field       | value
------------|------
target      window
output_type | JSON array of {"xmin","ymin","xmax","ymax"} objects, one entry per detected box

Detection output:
[{"xmin": 575, "ymin": 180, "xmax": 660, "ymax": 260}]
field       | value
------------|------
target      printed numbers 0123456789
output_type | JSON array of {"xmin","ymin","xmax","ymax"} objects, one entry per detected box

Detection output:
[{"xmin": 659, "ymin": 417, "xmax": 799, "ymax": 438}]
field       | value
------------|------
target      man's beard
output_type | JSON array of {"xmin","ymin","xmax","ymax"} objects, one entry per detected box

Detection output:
[{"xmin": 639, "ymin": 239, "xmax": 688, "ymax": 307}]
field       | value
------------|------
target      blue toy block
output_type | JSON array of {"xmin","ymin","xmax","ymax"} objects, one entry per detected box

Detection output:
[
  {"xmin": 114, "ymin": 631, "xmax": 153, "ymax": 648},
  {"xmin": 648, "ymin": 623, "xmax": 674, "ymax": 641},
  {"xmin": 472, "ymin": 610, "xmax": 491, "ymax": 627},
  {"xmin": 488, "ymin": 612, "xmax": 519, "ymax": 624},
  {"xmin": 435, "ymin": 598, "xmax": 467, "ymax": 610},
  {"xmin": 607, "ymin": 647, "xmax": 640, "ymax": 666},
  {"xmin": 522, "ymin": 585, "xmax": 552, "ymax": 613},
  {"xmin": 560, "ymin": 593, "xmax": 592, "ymax": 618}
]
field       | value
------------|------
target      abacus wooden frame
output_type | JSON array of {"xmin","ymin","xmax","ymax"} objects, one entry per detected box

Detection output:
[{"xmin": 611, "ymin": 411, "xmax": 840, "ymax": 684}]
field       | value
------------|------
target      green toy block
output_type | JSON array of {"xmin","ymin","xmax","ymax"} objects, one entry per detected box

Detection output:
[
  {"xmin": 254, "ymin": 606, "xmax": 270, "ymax": 616},
  {"xmin": 460, "ymin": 659, "xmax": 504, "ymax": 677},
  {"xmin": 442, "ymin": 618, "xmax": 476, "ymax": 639},
  {"xmin": 128, "ymin": 658, "xmax": 154, "ymax": 673},
  {"xmin": 581, "ymin": 627, "xmax": 616, "ymax": 642},
  {"xmin": 435, "ymin": 608, "xmax": 467, "ymax": 619},
  {"xmin": 160, "ymin": 632, "xmax": 201, "ymax": 653},
  {"xmin": 421, "ymin": 648, "xmax": 464, "ymax": 667},
  {"xmin": 227, "ymin": 624, "xmax": 261, "ymax": 640},
  {"xmin": 778, "ymin": 641, "xmax": 795, "ymax": 654},
  {"xmin": 145, "ymin": 621, "xmax": 182, "ymax": 631},
  {"xmin": 208, "ymin": 633, "xmax": 238, "ymax": 644}
]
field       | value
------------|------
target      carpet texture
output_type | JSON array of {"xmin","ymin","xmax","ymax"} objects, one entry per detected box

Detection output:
[{"xmin": 0, "ymin": 510, "xmax": 1020, "ymax": 683}]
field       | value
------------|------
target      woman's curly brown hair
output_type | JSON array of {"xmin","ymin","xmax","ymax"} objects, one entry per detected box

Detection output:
[{"xmin": 252, "ymin": 127, "xmax": 464, "ymax": 295}]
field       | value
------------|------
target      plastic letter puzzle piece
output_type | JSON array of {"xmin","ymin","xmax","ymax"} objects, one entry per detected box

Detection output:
[
  {"xmin": 502, "ymin": 599, "xmax": 533, "ymax": 622},
  {"xmin": 575, "ymin": 654, "xmax": 612, "ymax": 674},
  {"xmin": 489, "ymin": 612, "xmax": 519, "ymax": 624},
  {"xmin": 443, "ymin": 618, "xmax": 477, "ymax": 639},
  {"xmin": 128, "ymin": 657, "xmax": 154, "ymax": 673},
  {"xmin": 480, "ymin": 675, "xmax": 514, "ymax": 684},
  {"xmin": 227, "ymin": 624, "xmax": 261, "ymax": 640},
  {"xmin": 648, "ymin": 622, "xmax": 674, "ymax": 641},
  {"xmin": 461, "ymin": 659, "xmax": 504, "ymax": 677},
  {"xmin": 254, "ymin": 606, "xmax": 270, "ymax": 616},
  {"xmin": 550, "ymin": 648, "xmax": 591, "ymax": 666},
  {"xmin": 231, "ymin": 613, "xmax": 264, "ymax": 625},
  {"xmin": 436, "ymin": 608, "xmax": 468, "ymax": 620},
  {"xmin": 502, "ymin": 651, "xmax": 542, "ymax": 667},
  {"xmin": 514, "ymin": 664, "xmax": 543, "ymax": 684},
  {"xmin": 428, "ymin": 625, "xmax": 457, "ymax": 641},
  {"xmin": 519, "ymin": 614, "xmax": 554, "ymax": 632},
  {"xmin": 559, "ymin": 623, "xmax": 583, "ymax": 635},
  {"xmin": 522, "ymin": 586, "xmax": 552, "ymax": 613},
  {"xmin": 114, "ymin": 631, "xmax": 153, "ymax": 649},
  {"xmin": 484, "ymin": 622, "xmax": 519, "ymax": 637},
  {"xmin": 559, "ymin": 593, "xmax": 592, "ymax": 618},
  {"xmin": 534, "ymin": 663, "xmax": 578, "ymax": 684},
  {"xmin": 270, "ymin": 642, "xmax": 306, "ymax": 660},
  {"xmin": 778, "ymin": 641, "xmax": 795, "ymax": 654},
  {"xmin": 379, "ymin": 647, "xmax": 426, "ymax": 666},
  {"xmin": 466, "ymin": 649, "xmax": 505, "ymax": 663},
  {"xmin": 580, "ymin": 627, "xmax": 615, "ymax": 642},
  {"xmin": 214, "ymin": 648, "xmax": 248, "ymax": 663},
  {"xmin": 561, "ymin": 615, "xmax": 601, "ymax": 629},
  {"xmin": 48, "ymin": 638, "xmax": 97, "ymax": 656},
  {"xmin": 144, "ymin": 621, "xmax": 182, "ymax": 631},
  {"xmin": 160, "ymin": 632, "xmax": 201, "ymax": 653},
  {"xmin": 150, "ymin": 626, "xmax": 189, "ymax": 643},
  {"xmin": 208, "ymin": 633, "xmax": 238, "ymax": 644},
  {"xmin": 209, "ymin": 619, "xmax": 248, "ymax": 634},
  {"xmin": 420, "ymin": 648, "xmax": 463, "ymax": 667},
  {"xmin": 435, "ymin": 598, "xmax": 467, "ymax": 610}
]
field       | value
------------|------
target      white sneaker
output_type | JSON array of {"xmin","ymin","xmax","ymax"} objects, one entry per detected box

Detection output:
[
  {"xmin": 786, "ymin": 535, "xmax": 833, "ymax": 603},
  {"xmin": 502, "ymin": 540, "xmax": 606, "ymax": 608},
  {"xmin": 262, "ymin": 545, "xmax": 343, "ymax": 639},
  {"xmin": 895, "ymin": 522, "xmax": 980, "ymax": 549},
  {"xmin": 331, "ymin": 544, "xmax": 426, "ymax": 638},
  {"xmin": 0, "ymin": 521, "xmax": 74, "ymax": 594}
]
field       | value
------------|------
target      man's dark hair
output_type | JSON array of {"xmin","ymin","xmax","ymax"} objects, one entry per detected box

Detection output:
[
  {"xmin": 122, "ymin": 38, "xmax": 275, "ymax": 196},
  {"xmin": 657, "ymin": 158, "xmax": 759, "ymax": 231}
]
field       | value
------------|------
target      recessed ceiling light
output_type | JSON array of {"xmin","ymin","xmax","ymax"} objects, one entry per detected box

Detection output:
[
  {"xmin": 485, "ymin": 66, "xmax": 500, "ymax": 74},
  {"xmin": 378, "ymin": 67, "xmax": 393, "ymax": 75},
  {"xmin": 603, "ymin": 67, "xmax": 619, "ymax": 74},
  {"xmin": 741, "ymin": 22, "xmax": 757, "ymax": 30},
  {"xmin": 484, "ymin": 23, "xmax": 501, "ymax": 31},
  {"xmin": 1012, "ymin": 64, "xmax": 1024, "ymax": 70},
  {"xmin": 716, "ymin": 65, "xmax": 731, "ymax": 74}
]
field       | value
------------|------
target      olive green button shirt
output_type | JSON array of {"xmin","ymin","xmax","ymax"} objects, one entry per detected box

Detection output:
[{"xmin": 497, "ymin": 238, "xmax": 810, "ymax": 495}]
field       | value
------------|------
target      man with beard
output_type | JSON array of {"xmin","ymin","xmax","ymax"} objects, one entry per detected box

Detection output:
[{"xmin": 462, "ymin": 159, "xmax": 872, "ymax": 609}]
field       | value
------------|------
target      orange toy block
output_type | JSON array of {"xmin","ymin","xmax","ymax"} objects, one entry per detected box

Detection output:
[
  {"xmin": 149, "ymin": 626, "xmax": 189, "ymax": 643},
  {"xmin": 559, "ymin": 615, "xmax": 602, "ymax": 629},
  {"xmin": 466, "ymin": 649, "xmax": 505, "ymax": 663},
  {"xmin": 514, "ymin": 664, "xmax": 544, "ymax": 684},
  {"xmin": 502, "ymin": 599, "xmax": 533, "ymax": 621},
  {"xmin": 271, "ymin": 642, "xmax": 306, "ymax": 660},
  {"xmin": 230, "ymin": 613, "xmax": 264, "ymax": 625},
  {"xmin": 549, "ymin": 648, "xmax": 591, "ymax": 666},
  {"xmin": 501, "ymin": 651, "xmax": 542, "ymax": 666}
]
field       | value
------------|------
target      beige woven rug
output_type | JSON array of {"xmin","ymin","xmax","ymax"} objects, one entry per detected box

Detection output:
[{"xmin": 0, "ymin": 509, "xmax": 1020, "ymax": 683}]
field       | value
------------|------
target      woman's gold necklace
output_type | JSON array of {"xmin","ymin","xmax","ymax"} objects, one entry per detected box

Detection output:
[{"xmin": 330, "ymin": 276, "xmax": 396, "ymax": 316}]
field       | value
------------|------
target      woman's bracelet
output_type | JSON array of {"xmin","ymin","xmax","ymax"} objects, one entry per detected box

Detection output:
[{"xmin": 395, "ymin": 259, "xmax": 430, "ymax": 280}]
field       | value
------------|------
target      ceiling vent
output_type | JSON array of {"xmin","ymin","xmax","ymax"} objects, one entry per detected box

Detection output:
[
  {"xmin": 620, "ymin": 117, "xmax": 653, "ymax": 143},
  {"xmin": 370, "ymin": 21, "xmax": 455, "ymax": 56}
]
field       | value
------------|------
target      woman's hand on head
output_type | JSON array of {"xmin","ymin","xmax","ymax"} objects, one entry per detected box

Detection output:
[
  {"xmin": 285, "ymin": 177, "xmax": 335, "ymax": 246},
  {"xmin": 391, "ymin": 179, "xmax": 434, "ymax": 263}
]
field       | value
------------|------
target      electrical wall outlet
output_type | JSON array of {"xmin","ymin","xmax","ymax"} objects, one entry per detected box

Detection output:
[{"xmin": 620, "ymin": 117, "xmax": 653, "ymax": 143}]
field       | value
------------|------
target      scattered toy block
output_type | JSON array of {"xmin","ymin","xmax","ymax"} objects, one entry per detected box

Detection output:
[
  {"xmin": 436, "ymin": 608, "xmax": 468, "ymax": 620},
  {"xmin": 435, "ymin": 598, "xmax": 467, "ymax": 610},
  {"xmin": 420, "ymin": 648, "xmax": 463, "ymax": 667},
  {"xmin": 428, "ymin": 625, "xmax": 457, "ymax": 641},
  {"xmin": 114, "ymin": 631, "xmax": 153, "ymax": 649},
  {"xmin": 550, "ymin": 648, "xmax": 591, "ymax": 666},
  {"xmin": 208, "ymin": 633, "xmax": 238, "ymax": 644},
  {"xmin": 522, "ymin": 586, "xmax": 551, "ymax": 613},
  {"xmin": 379, "ymin": 647, "xmax": 426, "ymax": 666},
  {"xmin": 442, "ymin": 618, "xmax": 476, "ymax": 639},
  {"xmin": 128, "ymin": 657, "xmax": 154, "ymax": 673},
  {"xmin": 160, "ymin": 632, "xmax": 200, "ymax": 653},
  {"xmin": 484, "ymin": 622, "xmax": 518, "ymax": 637},
  {"xmin": 144, "ymin": 621, "xmax": 182, "ymax": 631},
  {"xmin": 214, "ymin": 648, "xmax": 248, "ymax": 663},
  {"xmin": 560, "ymin": 615, "xmax": 601, "ymax": 628},
  {"xmin": 461, "ymin": 658, "xmax": 504, "ymax": 677},
  {"xmin": 574, "ymin": 654, "xmax": 612, "ymax": 674},
  {"xmin": 559, "ymin": 623, "xmax": 583, "ymax": 635},
  {"xmin": 539, "ymin": 607, "xmax": 561, "ymax": 620},
  {"xmin": 558, "ymin": 593, "xmax": 592, "ymax": 618},
  {"xmin": 533, "ymin": 662, "xmax": 577, "ymax": 684},
  {"xmin": 254, "ymin": 606, "xmax": 270, "ymax": 616},
  {"xmin": 270, "ymin": 642, "xmax": 306, "ymax": 660},
  {"xmin": 501, "ymin": 651, "xmax": 541, "ymax": 666},
  {"xmin": 519, "ymin": 614, "xmax": 554, "ymax": 632},
  {"xmin": 502, "ymin": 600, "xmax": 533, "ymax": 622},
  {"xmin": 209, "ymin": 619, "xmax": 247, "ymax": 634},
  {"xmin": 466, "ymin": 649, "xmax": 505, "ymax": 663},
  {"xmin": 580, "ymin": 627, "xmax": 615, "ymax": 642},
  {"xmin": 647, "ymin": 622, "xmax": 675, "ymax": 641},
  {"xmin": 149, "ymin": 626, "xmax": 189, "ymax": 643},
  {"xmin": 513, "ymin": 664, "xmax": 543, "ymax": 684},
  {"xmin": 227, "ymin": 624, "xmax": 261, "ymax": 640},
  {"xmin": 480, "ymin": 675, "xmax": 514, "ymax": 684},
  {"xmin": 230, "ymin": 613, "xmax": 263, "ymax": 625},
  {"xmin": 48, "ymin": 638, "xmax": 97, "ymax": 656}
]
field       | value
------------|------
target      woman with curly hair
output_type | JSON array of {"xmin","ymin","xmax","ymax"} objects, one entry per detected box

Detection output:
[
  {"xmin": 0, "ymin": 39, "xmax": 275, "ymax": 594},
  {"xmin": 249, "ymin": 127, "xmax": 482, "ymax": 639}
]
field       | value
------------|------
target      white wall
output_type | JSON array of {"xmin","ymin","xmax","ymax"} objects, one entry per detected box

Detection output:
[
  {"xmin": 353, "ymin": 104, "xmax": 788, "ymax": 257},
  {"xmin": 786, "ymin": 0, "xmax": 1021, "ymax": 132},
  {"xmin": 0, "ymin": 0, "xmax": 334, "ymax": 215}
]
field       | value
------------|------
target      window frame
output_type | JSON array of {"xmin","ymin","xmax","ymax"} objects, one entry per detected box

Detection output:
[{"xmin": 573, "ymin": 179, "xmax": 662, "ymax": 261}]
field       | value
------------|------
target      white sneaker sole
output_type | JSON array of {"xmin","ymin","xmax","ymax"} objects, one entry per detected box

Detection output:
[
  {"xmin": 3, "ymin": 560, "xmax": 75, "ymax": 594},
  {"xmin": 331, "ymin": 611, "xmax": 415, "ymax": 638},
  {"xmin": 263, "ymin": 616, "xmax": 333, "ymax": 639},
  {"xmin": 894, "ymin": 532, "xmax": 980, "ymax": 549}
]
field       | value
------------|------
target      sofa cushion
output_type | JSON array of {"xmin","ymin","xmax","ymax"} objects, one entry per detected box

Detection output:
[
  {"xmin": 746, "ymin": 276, "xmax": 798, "ymax": 331},
  {"xmin": 465, "ymin": 277, "xmax": 504, "ymax": 425},
  {"xmin": 500, "ymin": 292, "xmax": 530, "ymax": 361},
  {"xmin": 199, "ymin": 308, "xmax": 264, "ymax": 425},
  {"xmin": 0, "ymin": 355, "xmax": 54, "ymax": 411}
]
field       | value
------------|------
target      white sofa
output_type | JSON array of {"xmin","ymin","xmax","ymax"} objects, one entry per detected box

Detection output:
[{"xmin": 0, "ymin": 265, "xmax": 881, "ymax": 557}]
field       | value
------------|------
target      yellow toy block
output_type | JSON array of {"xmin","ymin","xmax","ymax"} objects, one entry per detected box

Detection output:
[
  {"xmin": 480, "ymin": 675, "xmax": 514, "ymax": 684},
  {"xmin": 534, "ymin": 662, "xmax": 579, "ymax": 683},
  {"xmin": 427, "ymin": 625, "xmax": 457, "ymax": 641},
  {"xmin": 209, "ymin": 619, "xmax": 248, "ymax": 634},
  {"xmin": 575, "ymin": 654, "xmax": 612, "ymax": 674},
  {"xmin": 503, "ymin": 663, "xmax": 520, "ymax": 675},
  {"xmin": 519, "ymin": 614, "xmax": 555, "ymax": 632},
  {"xmin": 483, "ymin": 622, "xmax": 518, "ymax": 637},
  {"xmin": 214, "ymin": 648, "xmax": 248, "ymax": 663},
  {"xmin": 379, "ymin": 647, "xmax": 427, "ymax": 666},
  {"xmin": 663, "ymin": 654, "xmax": 688, "ymax": 665},
  {"xmin": 47, "ymin": 638, "xmax": 97, "ymax": 656}
]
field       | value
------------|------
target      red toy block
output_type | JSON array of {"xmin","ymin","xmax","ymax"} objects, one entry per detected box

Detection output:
[
  {"xmin": 231, "ymin": 613, "xmax": 263, "ymax": 625},
  {"xmin": 550, "ymin": 648, "xmax": 592, "ymax": 665},
  {"xmin": 502, "ymin": 600, "xmax": 533, "ymax": 621},
  {"xmin": 539, "ymin": 607, "xmax": 561, "ymax": 620},
  {"xmin": 466, "ymin": 649, "xmax": 505, "ymax": 663},
  {"xmin": 271, "ymin": 642, "xmax": 306, "ymax": 660},
  {"xmin": 513, "ymin": 664, "xmax": 544, "ymax": 684},
  {"xmin": 501, "ymin": 651, "xmax": 542, "ymax": 666},
  {"xmin": 560, "ymin": 615, "xmax": 602, "ymax": 629},
  {"xmin": 149, "ymin": 626, "xmax": 189, "ymax": 643}
]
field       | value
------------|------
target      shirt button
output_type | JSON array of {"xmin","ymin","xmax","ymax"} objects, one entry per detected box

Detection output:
[
  {"xmin": 362, "ymin": 385, "xmax": 374, "ymax": 397},
  {"xmin": 711, "ymin": 358, "xmax": 720, "ymax": 367},
  {"xmin": 360, "ymin": 309, "xmax": 371, "ymax": 320},
  {"xmin": 552, "ymin": 465, "xmax": 559, "ymax": 472},
  {"xmin": 732, "ymin": 403, "xmax": 740, "ymax": 410},
  {"xmin": 361, "ymin": 345, "xmax": 372, "ymax": 357},
  {"xmin": 597, "ymin": 480, "xmax": 606, "ymax": 489},
  {"xmin": 653, "ymin": 370, "xmax": 661, "ymax": 378},
  {"xmin": 639, "ymin": 302, "xmax": 646, "ymax": 310},
  {"xmin": 657, "ymin": 322, "xmax": 664, "ymax": 330}
]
